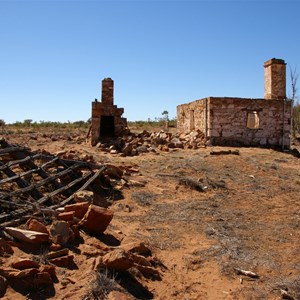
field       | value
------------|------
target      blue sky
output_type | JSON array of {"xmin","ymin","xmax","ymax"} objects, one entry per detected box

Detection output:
[{"xmin": 0, "ymin": 0, "xmax": 299, "ymax": 124}]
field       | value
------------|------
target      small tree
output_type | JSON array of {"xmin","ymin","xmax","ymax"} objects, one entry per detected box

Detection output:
[
  {"xmin": 24, "ymin": 119, "xmax": 33, "ymax": 126},
  {"xmin": 289, "ymin": 66, "xmax": 299, "ymax": 103},
  {"xmin": 162, "ymin": 110, "xmax": 169, "ymax": 131},
  {"xmin": 289, "ymin": 66, "xmax": 300, "ymax": 137},
  {"xmin": 0, "ymin": 119, "xmax": 5, "ymax": 127},
  {"xmin": 162, "ymin": 110, "xmax": 169, "ymax": 120},
  {"xmin": 293, "ymin": 104, "xmax": 300, "ymax": 136},
  {"xmin": 73, "ymin": 120, "xmax": 85, "ymax": 127}
]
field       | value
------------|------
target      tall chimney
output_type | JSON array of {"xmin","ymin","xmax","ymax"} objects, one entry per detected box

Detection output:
[
  {"xmin": 101, "ymin": 77, "xmax": 114, "ymax": 105},
  {"xmin": 264, "ymin": 58, "xmax": 286, "ymax": 100}
]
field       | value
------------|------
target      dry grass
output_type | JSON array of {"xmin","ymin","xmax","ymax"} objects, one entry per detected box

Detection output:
[
  {"xmin": 83, "ymin": 269, "xmax": 120, "ymax": 300},
  {"xmin": 31, "ymin": 246, "xmax": 50, "ymax": 265},
  {"xmin": 114, "ymin": 147, "xmax": 300, "ymax": 298},
  {"xmin": 131, "ymin": 192, "xmax": 157, "ymax": 207},
  {"xmin": 3, "ymin": 127, "xmax": 300, "ymax": 299}
]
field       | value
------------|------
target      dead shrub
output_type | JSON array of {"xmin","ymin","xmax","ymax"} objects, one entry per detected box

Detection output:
[
  {"xmin": 131, "ymin": 192, "xmax": 157, "ymax": 206},
  {"xmin": 31, "ymin": 246, "xmax": 49, "ymax": 265},
  {"xmin": 84, "ymin": 269, "xmax": 120, "ymax": 300},
  {"xmin": 178, "ymin": 177, "xmax": 207, "ymax": 192}
]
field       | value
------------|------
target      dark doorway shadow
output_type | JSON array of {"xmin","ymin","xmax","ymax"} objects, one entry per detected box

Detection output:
[{"xmin": 100, "ymin": 116, "xmax": 115, "ymax": 137}]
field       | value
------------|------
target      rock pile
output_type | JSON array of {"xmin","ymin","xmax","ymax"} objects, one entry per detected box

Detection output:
[
  {"xmin": 94, "ymin": 241, "xmax": 160, "ymax": 278},
  {"xmin": 0, "ymin": 195, "xmax": 160, "ymax": 298},
  {"xmin": 0, "ymin": 201, "xmax": 113, "ymax": 293},
  {"xmin": 95, "ymin": 129, "xmax": 208, "ymax": 156}
]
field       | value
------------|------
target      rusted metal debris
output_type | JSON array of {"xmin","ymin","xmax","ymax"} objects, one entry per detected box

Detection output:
[{"xmin": 0, "ymin": 138, "xmax": 117, "ymax": 227}]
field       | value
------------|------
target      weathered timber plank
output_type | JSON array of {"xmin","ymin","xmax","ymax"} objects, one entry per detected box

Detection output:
[
  {"xmin": 54, "ymin": 166, "xmax": 106, "ymax": 207},
  {"xmin": 0, "ymin": 157, "xmax": 59, "ymax": 185},
  {"xmin": 37, "ymin": 171, "xmax": 93, "ymax": 204},
  {"xmin": 0, "ymin": 163, "xmax": 83, "ymax": 200},
  {"xmin": 0, "ymin": 208, "xmax": 32, "ymax": 223},
  {"xmin": 0, "ymin": 163, "xmax": 43, "ymax": 200},
  {"xmin": 0, "ymin": 154, "xmax": 41, "ymax": 171},
  {"xmin": 0, "ymin": 146, "xmax": 29, "ymax": 156}
]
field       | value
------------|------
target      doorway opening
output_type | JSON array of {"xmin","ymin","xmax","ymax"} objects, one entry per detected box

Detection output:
[{"xmin": 190, "ymin": 110, "xmax": 195, "ymax": 130}]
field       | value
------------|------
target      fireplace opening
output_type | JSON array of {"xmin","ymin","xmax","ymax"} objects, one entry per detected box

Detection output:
[{"xmin": 100, "ymin": 116, "xmax": 115, "ymax": 137}]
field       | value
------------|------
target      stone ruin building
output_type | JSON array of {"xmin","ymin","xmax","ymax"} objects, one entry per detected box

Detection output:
[
  {"xmin": 91, "ymin": 78, "xmax": 127, "ymax": 146},
  {"xmin": 177, "ymin": 58, "xmax": 292, "ymax": 148}
]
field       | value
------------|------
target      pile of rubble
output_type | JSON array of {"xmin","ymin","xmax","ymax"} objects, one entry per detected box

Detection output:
[
  {"xmin": 0, "ymin": 137, "xmax": 161, "ymax": 298},
  {"xmin": 0, "ymin": 193, "xmax": 160, "ymax": 298},
  {"xmin": 96, "ymin": 129, "xmax": 208, "ymax": 156}
]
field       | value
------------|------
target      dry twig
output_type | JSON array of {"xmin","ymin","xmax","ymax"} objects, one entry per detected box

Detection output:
[{"xmin": 234, "ymin": 267, "xmax": 259, "ymax": 279}]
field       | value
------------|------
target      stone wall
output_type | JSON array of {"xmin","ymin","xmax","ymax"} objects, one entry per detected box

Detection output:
[
  {"xmin": 91, "ymin": 78, "xmax": 127, "ymax": 146},
  {"xmin": 177, "ymin": 98, "xmax": 208, "ymax": 134},
  {"xmin": 177, "ymin": 58, "xmax": 290, "ymax": 148},
  {"xmin": 177, "ymin": 97, "xmax": 292, "ymax": 148}
]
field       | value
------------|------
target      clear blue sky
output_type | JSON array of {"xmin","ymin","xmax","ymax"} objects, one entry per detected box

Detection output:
[{"xmin": 1, "ymin": 0, "xmax": 299, "ymax": 124}]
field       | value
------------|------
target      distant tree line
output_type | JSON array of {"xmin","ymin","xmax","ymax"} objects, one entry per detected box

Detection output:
[
  {"xmin": 0, "ymin": 115, "xmax": 177, "ymax": 130},
  {"xmin": 0, "ymin": 119, "xmax": 91, "ymax": 129},
  {"xmin": 127, "ymin": 115, "xmax": 176, "ymax": 129}
]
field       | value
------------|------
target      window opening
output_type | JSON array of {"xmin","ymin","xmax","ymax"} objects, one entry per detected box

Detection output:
[{"xmin": 247, "ymin": 111, "xmax": 259, "ymax": 129}]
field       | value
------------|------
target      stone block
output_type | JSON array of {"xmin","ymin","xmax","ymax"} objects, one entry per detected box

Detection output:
[
  {"xmin": 98, "ymin": 249, "xmax": 134, "ymax": 271},
  {"xmin": 11, "ymin": 259, "xmax": 39, "ymax": 270},
  {"xmin": 78, "ymin": 205, "xmax": 113, "ymax": 235},
  {"xmin": 64, "ymin": 201, "xmax": 90, "ymax": 219},
  {"xmin": 49, "ymin": 221, "xmax": 72, "ymax": 246},
  {"xmin": 48, "ymin": 255, "xmax": 74, "ymax": 268},
  {"xmin": 57, "ymin": 211, "xmax": 75, "ymax": 222},
  {"xmin": 26, "ymin": 218, "xmax": 48, "ymax": 234},
  {"xmin": 4, "ymin": 227, "xmax": 49, "ymax": 244}
]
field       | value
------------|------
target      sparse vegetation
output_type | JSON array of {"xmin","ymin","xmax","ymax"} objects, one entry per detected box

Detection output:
[
  {"xmin": 289, "ymin": 65, "xmax": 298, "ymax": 103},
  {"xmin": 289, "ymin": 65, "xmax": 300, "ymax": 138},
  {"xmin": 84, "ymin": 269, "xmax": 120, "ymax": 300},
  {"xmin": 0, "ymin": 119, "xmax": 91, "ymax": 137},
  {"xmin": 31, "ymin": 247, "xmax": 49, "ymax": 265},
  {"xmin": 8, "ymin": 119, "xmax": 90, "ymax": 129},
  {"xmin": 131, "ymin": 191, "xmax": 157, "ymax": 206},
  {"xmin": 293, "ymin": 103, "xmax": 300, "ymax": 138},
  {"xmin": 1, "ymin": 117, "xmax": 300, "ymax": 299},
  {"xmin": 2, "ymin": 117, "xmax": 177, "ymax": 135},
  {"xmin": 127, "ymin": 117, "xmax": 176, "ymax": 131}
]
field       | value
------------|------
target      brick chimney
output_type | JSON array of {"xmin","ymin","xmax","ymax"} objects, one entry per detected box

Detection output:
[
  {"xmin": 264, "ymin": 58, "xmax": 286, "ymax": 100},
  {"xmin": 101, "ymin": 77, "xmax": 114, "ymax": 105},
  {"xmin": 91, "ymin": 78, "xmax": 127, "ymax": 146}
]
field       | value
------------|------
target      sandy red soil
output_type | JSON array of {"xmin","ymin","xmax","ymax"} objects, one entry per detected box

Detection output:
[{"xmin": 1, "ymin": 129, "xmax": 300, "ymax": 299}]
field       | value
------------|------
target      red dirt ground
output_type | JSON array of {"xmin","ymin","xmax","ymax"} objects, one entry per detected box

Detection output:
[{"xmin": 1, "ymin": 129, "xmax": 300, "ymax": 300}]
